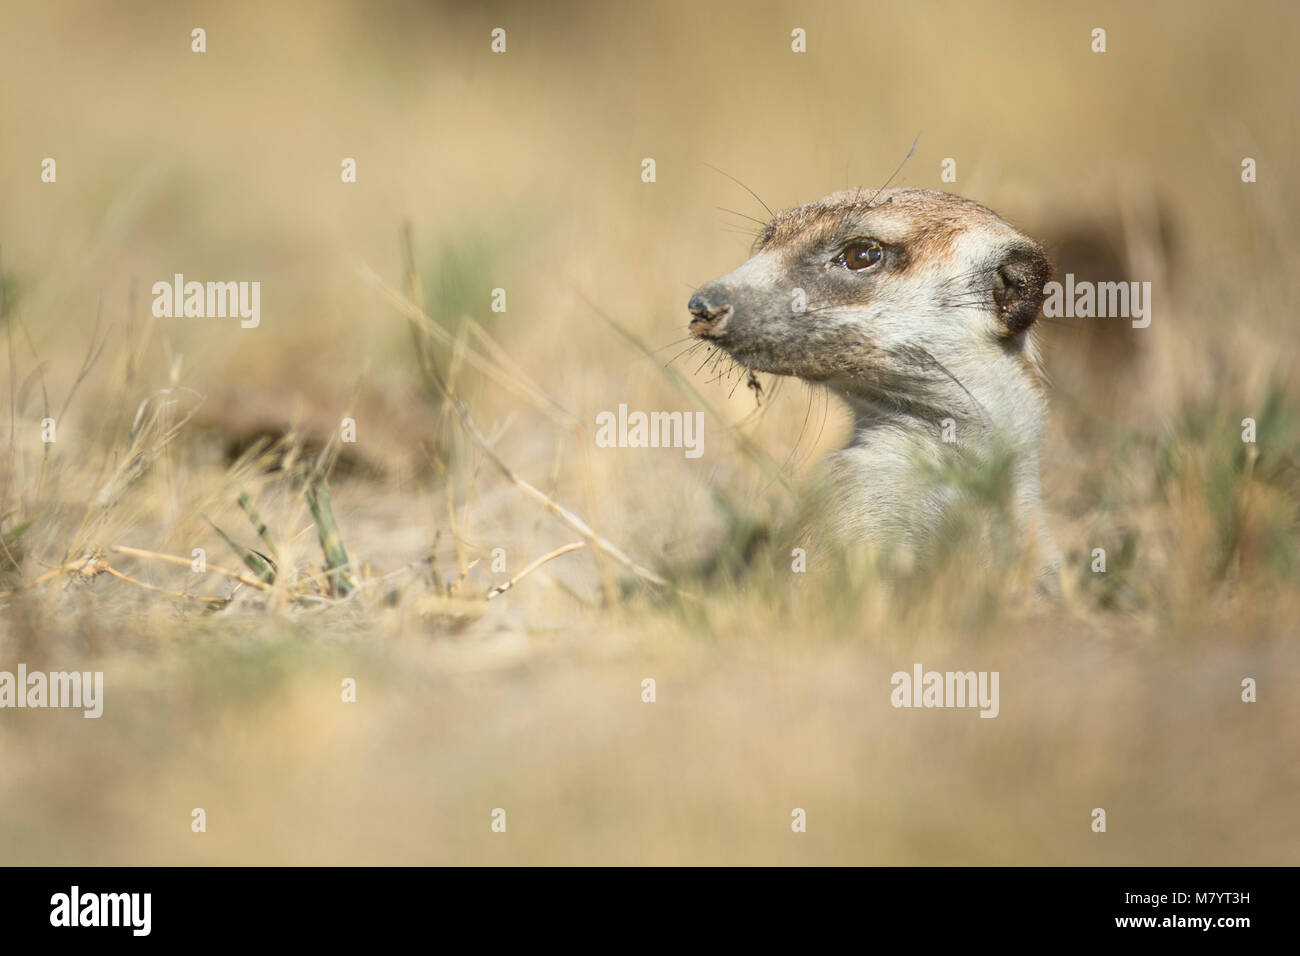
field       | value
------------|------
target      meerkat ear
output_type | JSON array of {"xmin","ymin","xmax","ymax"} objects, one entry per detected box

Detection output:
[{"xmin": 992, "ymin": 243, "xmax": 1051, "ymax": 337}]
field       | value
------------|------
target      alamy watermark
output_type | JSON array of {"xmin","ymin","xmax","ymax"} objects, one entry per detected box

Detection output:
[
  {"xmin": 50, "ymin": 886, "xmax": 150, "ymax": 936},
  {"xmin": 595, "ymin": 403, "xmax": 704, "ymax": 459},
  {"xmin": 152, "ymin": 274, "xmax": 260, "ymax": 328},
  {"xmin": 1042, "ymin": 273, "xmax": 1151, "ymax": 328},
  {"xmin": 0, "ymin": 665, "xmax": 103, "ymax": 718},
  {"xmin": 890, "ymin": 663, "xmax": 999, "ymax": 718}
]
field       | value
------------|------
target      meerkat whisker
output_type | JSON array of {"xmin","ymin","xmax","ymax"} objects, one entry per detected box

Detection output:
[
  {"xmin": 650, "ymin": 335, "xmax": 697, "ymax": 356},
  {"xmin": 717, "ymin": 206, "xmax": 770, "ymax": 227},
  {"xmin": 694, "ymin": 348, "xmax": 719, "ymax": 376},
  {"xmin": 664, "ymin": 342, "xmax": 705, "ymax": 370},
  {"xmin": 703, "ymin": 162, "xmax": 775, "ymax": 221}
]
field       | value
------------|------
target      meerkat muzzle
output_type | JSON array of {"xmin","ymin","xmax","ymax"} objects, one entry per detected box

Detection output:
[{"xmin": 687, "ymin": 291, "xmax": 733, "ymax": 338}]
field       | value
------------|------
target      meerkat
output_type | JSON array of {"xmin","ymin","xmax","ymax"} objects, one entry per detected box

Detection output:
[{"xmin": 687, "ymin": 187, "xmax": 1058, "ymax": 580}]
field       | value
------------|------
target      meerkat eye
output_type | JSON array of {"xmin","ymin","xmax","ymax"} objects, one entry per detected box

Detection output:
[{"xmin": 836, "ymin": 240, "xmax": 884, "ymax": 271}]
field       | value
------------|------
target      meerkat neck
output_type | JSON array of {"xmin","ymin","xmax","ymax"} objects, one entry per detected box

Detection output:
[{"xmin": 820, "ymin": 351, "xmax": 1054, "ymax": 567}]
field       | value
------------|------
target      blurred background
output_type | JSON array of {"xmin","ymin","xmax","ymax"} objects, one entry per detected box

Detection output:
[{"xmin": 0, "ymin": 0, "xmax": 1297, "ymax": 864}]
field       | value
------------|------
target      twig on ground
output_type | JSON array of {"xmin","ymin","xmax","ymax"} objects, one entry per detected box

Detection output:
[
  {"xmin": 488, "ymin": 540, "xmax": 585, "ymax": 599},
  {"xmin": 102, "ymin": 565, "xmax": 230, "ymax": 606},
  {"xmin": 110, "ymin": 544, "xmax": 273, "ymax": 591}
]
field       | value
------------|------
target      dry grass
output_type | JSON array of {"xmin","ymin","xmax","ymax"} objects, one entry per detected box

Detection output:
[{"xmin": 1, "ymin": 0, "xmax": 1298, "ymax": 865}]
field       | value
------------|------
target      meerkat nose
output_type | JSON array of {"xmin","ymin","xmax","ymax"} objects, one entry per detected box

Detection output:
[
  {"xmin": 687, "ymin": 290, "xmax": 733, "ymax": 337},
  {"xmin": 687, "ymin": 291, "xmax": 720, "ymax": 318}
]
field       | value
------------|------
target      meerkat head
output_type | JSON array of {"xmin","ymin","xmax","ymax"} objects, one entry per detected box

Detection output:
[
  {"xmin": 687, "ymin": 188, "xmax": 1051, "ymax": 420},
  {"xmin": 687, "ymin": 188, "xmax": 1059, "ymax": 575}
]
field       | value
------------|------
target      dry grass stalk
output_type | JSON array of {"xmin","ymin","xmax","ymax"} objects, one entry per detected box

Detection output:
[{"xmin": 487, "ymin": 540, "xmax": 585, "ymax": 599}]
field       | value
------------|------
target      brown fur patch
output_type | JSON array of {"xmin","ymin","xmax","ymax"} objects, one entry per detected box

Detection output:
[{"xmin": 758, "ymin": 188, "xmax": 1011, "ymax": 275}]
